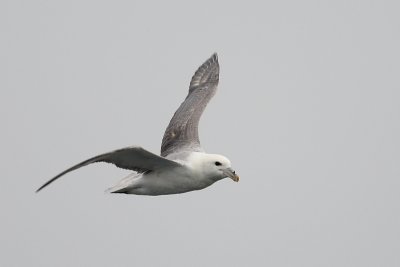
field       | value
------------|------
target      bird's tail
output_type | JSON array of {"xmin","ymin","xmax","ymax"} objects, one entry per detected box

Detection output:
[{"xmin": 105, "ymin": 172, "xmax": 140, "ymax": 194}]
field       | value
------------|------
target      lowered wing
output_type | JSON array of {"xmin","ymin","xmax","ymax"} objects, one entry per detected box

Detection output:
[{"xmin": 36, "ymin": 146, "xmax": 181, "ymax": 192}]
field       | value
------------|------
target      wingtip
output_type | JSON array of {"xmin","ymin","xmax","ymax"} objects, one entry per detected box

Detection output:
[
  {"xmin": 211, "ymin": 52, "xmax": 218, "ymax": 61},
  {"xmin": 35, "ymin": 177, "xmax": 57, "ymax": 193},
  {"xmin": 35, "ymin": 184, "xmax": 46, "ymax": 193},
  {"xmin": 209, "ymin": 53, "xmax": 218, "ymax": 65},
  {"xmin": 189, "ymin": 52, "xmax": 220, "ymax": 89}
]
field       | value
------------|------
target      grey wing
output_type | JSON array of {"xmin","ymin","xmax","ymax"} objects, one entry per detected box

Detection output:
[
  {"xmin": 161, "ymin": 53, "xmax": 220, "ymax": 157},
  {"xmin": 36, "ymin": 146, "xmax": 181, "ymax": 192}
]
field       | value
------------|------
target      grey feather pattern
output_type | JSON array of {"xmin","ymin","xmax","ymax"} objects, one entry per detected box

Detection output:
[
  {"xmin": 36, "ymin": 146, "xmax": 181, "ymax": 192},
  {"xmin": 161, "ymin": 53, "xmax": 219, "ymax": 156}
]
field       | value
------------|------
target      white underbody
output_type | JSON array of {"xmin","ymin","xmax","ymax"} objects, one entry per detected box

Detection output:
[{"xmin": 108, "ymin": 152, "xmax": 222, "ymax": 195}]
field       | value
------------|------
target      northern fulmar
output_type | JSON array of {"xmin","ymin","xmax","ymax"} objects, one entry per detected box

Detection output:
[{"xmin": 36, "ymin": 53, "xmax": 239, "ymax": 195}]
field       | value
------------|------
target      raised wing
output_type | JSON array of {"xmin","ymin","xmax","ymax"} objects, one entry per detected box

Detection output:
[
  {"xmin": 161, "ymin": 53, "xmax": 220, "ymax": 157},
  {"xmin": 36, "ymin": 146, "xmax": 181, "ymax": 192}
]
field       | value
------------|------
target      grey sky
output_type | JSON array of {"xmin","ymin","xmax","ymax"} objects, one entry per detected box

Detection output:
[{"xmin": 2, "ymin": 0, "xmax": 400, "ymax": 266}]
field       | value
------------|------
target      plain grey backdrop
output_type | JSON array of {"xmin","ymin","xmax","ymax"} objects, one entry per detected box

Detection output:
[{"xmin": 2, "ymin": 0, "xmax": 399, "ymax": 266}]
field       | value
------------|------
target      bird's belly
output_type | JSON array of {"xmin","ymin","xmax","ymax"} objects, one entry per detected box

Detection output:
[{"xmin": 131, "ymin": 168, "xmax": 215, "ymax": 196}]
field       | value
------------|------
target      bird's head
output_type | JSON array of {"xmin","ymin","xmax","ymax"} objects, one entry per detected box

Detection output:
[{"xmin": 192, "ymin": 153, "xmax": 239, "ymax": 182}]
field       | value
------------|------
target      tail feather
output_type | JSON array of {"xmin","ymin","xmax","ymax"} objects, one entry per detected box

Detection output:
[{"xmin": 105, "ymin": 172, "xmax": 140, "ymax": 194}]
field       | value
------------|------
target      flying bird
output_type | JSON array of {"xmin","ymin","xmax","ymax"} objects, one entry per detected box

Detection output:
[{"xmin": 36, "ymin": 53, "xmax": 239, "ymax": 195}]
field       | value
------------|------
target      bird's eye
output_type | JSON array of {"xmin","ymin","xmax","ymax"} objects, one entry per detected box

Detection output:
[{"xmin": 215, "ymin": 161, "xmax": 222, "ymax": 166}]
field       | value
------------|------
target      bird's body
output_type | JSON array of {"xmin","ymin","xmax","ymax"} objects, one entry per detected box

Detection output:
[
  {"xmin": 36, "ymin": 53, "xmax": 239, "ymax": 196},
  {"xmin": 109, "ymin": 152, "xmax": 233, "ymax": 195}
]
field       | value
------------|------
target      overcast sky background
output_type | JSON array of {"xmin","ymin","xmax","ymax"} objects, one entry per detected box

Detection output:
[{"xmin": 2, "ymin": 0, "xmax": 400, "ymax": 266}]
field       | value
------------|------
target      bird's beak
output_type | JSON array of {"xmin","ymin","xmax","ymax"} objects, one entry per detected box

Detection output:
[{"xmin": 223, "ymin": 168, "xmax": 240, "ymax": 182}]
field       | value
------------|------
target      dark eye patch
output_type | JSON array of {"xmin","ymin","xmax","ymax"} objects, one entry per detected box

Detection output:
[{"xmin": 215, "ymin": 161, "xmax": 222, "ymax": 166}]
